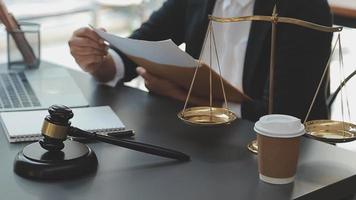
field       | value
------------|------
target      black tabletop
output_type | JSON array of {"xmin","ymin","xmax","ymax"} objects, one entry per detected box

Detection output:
[{"xmin": 1, "ymin": 62, "xmax": 356, "ymax": 200}]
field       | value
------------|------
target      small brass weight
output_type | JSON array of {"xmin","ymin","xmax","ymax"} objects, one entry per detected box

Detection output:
[{"xmin": 177, "ymin": 5, "xmax": 355, "ymax": 154}]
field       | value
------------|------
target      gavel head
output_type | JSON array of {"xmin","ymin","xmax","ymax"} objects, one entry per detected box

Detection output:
[{"xmin": 39, "ymin": 105, "xmax": 74, "ymax": 151}]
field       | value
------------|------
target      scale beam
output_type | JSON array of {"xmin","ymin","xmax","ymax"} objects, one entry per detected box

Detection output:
[{"xmin": 209, "ymin": 15, "xmax": 343, "ymax": 33}]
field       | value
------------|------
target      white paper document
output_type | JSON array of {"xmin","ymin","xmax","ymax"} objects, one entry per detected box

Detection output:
[
  {"xmin": 91, "ymin": 27, "xmax": 250, "ymax": 103},
  {"xmin": 93, "ymin": 28, "xmax": 198, "ymax": 68}
]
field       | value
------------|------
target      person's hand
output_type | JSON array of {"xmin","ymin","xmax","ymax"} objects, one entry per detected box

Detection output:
[
  {"xmin": 136, "ymin": 67, "xmax": 186, "ymax": 101},
  {"xmin": 68, "ymin": 27, "xmax": 109, "ymax": 74},
  {"xmin": 136, "ymin": 67, "xmax": 209, "ymax": 105}
]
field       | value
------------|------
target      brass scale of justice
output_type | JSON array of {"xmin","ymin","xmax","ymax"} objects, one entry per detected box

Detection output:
[{"xmin": 177, "ymin": 6, "xmax": 356, "ymax": 154}]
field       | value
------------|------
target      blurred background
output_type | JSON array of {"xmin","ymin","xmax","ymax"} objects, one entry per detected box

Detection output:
[
  {"xmin": 0, "ymin": 0, "xmax": 356, "ymax": 146},
  {"xmin": 0, "ymin": 0, "xmax": 164, "ymax": 71}
]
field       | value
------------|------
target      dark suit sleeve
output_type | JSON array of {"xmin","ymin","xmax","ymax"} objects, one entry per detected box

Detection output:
[
  {"xmin": 242, "ymin": 0, "xmax": 333, "ymax": 121},
  {"xmin": 112, "ymin": 0, "xmax": 187, "ymax": 82}
]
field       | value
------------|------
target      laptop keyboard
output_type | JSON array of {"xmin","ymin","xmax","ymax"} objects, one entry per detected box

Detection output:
[{"xmin": 0, "ymin": 72, "xmax": 41, "ymax": 109}]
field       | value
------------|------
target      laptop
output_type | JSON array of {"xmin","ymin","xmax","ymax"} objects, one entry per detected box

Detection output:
[{"xmin": 0, "ymin": 62, "xmax": 89, "ymax": 112}]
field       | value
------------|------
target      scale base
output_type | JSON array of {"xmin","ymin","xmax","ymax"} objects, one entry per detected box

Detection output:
[
  {"xmin": 14, "ymin": 140, "xmax": 98, "ymax": 180},
  {"xmin": 247, "ymin": 139, "xmax": 258, "ymax": 154}
]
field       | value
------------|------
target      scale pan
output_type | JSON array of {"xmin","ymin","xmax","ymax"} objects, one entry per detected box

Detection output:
[
  {"xmin": 305, "ymin": 120, "xmax": 356, "ymax": 143},
  {"xmin": 178, "ymin": 106, "xmax": 237, "ymax": 126}
]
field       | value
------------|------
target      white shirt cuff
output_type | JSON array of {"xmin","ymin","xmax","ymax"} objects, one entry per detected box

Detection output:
[
  {"xmin": 101, "ymin": 49, "xmax": 125, "ymax": 87},
  {"xmin": 225, "ymin": 102, "xmax": 242, "ymax": 118}
]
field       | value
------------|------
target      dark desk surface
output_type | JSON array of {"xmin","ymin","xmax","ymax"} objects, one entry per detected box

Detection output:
[{"xmin": 1, "ymin": 62, "xmax": 356, "ymax": 200}]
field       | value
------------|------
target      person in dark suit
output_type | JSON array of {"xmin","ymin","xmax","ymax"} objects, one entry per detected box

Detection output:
[{"xmin": 68, "ymin": 0, "xmax": 332, "ymax": 122}]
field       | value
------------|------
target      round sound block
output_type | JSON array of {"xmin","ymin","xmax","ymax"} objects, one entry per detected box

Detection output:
[{"xmin": 14, "ymin": 140, "xmax": 98, "ymax": 180}]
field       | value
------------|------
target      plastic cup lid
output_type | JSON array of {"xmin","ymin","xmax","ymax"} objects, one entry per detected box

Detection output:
[{"xmin": 254, "ymin": 114, "xmax": 305, "ymax": 138}]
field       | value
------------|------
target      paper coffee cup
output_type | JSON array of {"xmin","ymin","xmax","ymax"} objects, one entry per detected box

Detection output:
[{"xmin": 254, "ymin": 114, "xmax": 305, "ymax": 184}]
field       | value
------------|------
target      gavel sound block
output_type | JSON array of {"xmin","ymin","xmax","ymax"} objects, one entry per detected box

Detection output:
[{"xmin": 14, "ymin": 105, "xmax": 98, "ymax": 180}]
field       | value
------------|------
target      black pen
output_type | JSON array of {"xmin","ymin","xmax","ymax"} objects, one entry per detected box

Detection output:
[
  {"xmin": 107, "ymin": 129, "xmax": 135, "ymax": 138},
  {"xmin": 71, "ymin": 130, "xmax": 134, "ymax": 142}
]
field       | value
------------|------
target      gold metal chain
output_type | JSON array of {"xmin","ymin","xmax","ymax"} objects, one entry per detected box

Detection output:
[
  {"xmin": 182, "ymin": 22, "xmax": 212, "ymax": 114},
  {"xmin": 337, "ymin": 35, "xmax": 351, "ymax": 137},
  {"xmin": 211, "ymin": 22, "xmax": 228, "ymax": 109},
  {"xmin": 304, "ymin": 34, "xmax": 341, "ymax": 123},
  {"xmin": 209, "ymin": 21, "xmax": 213, "ymax": 111}
]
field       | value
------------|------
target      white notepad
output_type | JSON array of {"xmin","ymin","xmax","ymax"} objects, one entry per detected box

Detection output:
[{"xmin": 0, "ymin": 106, "xmax": 125, "ymax": 143}]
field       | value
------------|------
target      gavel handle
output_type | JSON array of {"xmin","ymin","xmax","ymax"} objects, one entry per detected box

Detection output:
[{"xmin": 69, "ymin": 127, "xmax": 190, "ymax": 161}]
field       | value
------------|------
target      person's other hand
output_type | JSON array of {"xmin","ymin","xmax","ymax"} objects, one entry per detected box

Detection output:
[
  {"xmin": 68, "ymin": 27, "xmax": 108, "ymax": 74},
  {"xmin": 136, "ymin": 67, "xmax": 209, "ymax": 105},
  {"xmin": 136, "ymin": 67, "xmax": 186, "ymax": 101}
]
